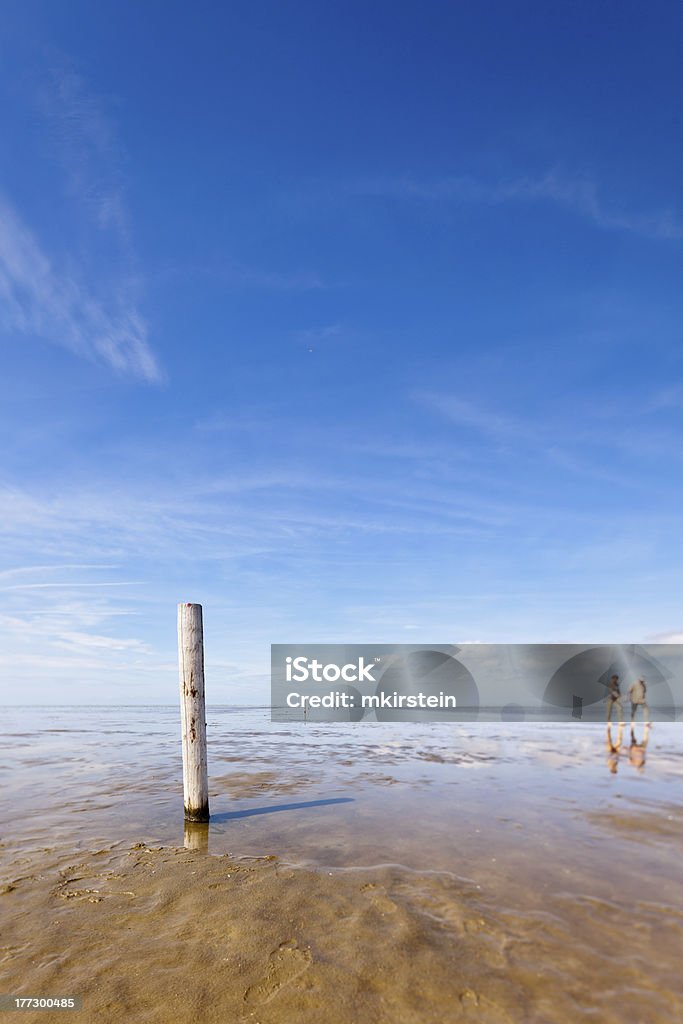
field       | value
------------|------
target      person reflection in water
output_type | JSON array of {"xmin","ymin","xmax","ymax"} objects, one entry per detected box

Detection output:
[
  {"xmin": 605, "ymin": 674, "xmax": 624, "ymax": 723},
  {"xmin": 628, "ymin": 677, "xmax": 650, "ymax": 724},
  {"xmin": 628, "ymin": 723, "xmax": 650, "ymax": 773},
  {"xmin": 606, "ymin": 723, "xmax": 624, "ymax": 774}
]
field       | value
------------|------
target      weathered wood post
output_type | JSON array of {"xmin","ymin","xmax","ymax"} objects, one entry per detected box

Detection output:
[{"xmin": 177, "ymin": 602, "xmax": 209, "ymax": 822}]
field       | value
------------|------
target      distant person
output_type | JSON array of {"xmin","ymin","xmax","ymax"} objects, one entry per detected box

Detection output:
[
  {"xmin": 628, "ymin": 677, "xmax": 650, "ymax": 724},
  {"xmin": 605, "ymin": 722, "xmax": 624, "ymax": 774},
  {"xmin": 628, "ymin": 723, "xmax": 650, "ymax": 773},
  {"xmin": 605, "ymin": 674, "xmax": 623, "ymax": 723}
]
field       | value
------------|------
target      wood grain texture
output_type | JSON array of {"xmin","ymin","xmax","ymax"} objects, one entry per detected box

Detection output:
[{"xmin": 177, "ymin": 603, "xmax": 209, "ymax": 821}]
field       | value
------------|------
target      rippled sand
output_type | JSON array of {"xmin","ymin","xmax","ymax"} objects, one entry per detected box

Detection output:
[{"xmin": 1, "ymin": 709, "xmax": 682, "ymax": 1022}]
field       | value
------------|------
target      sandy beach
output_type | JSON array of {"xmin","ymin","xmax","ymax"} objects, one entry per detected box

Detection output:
[{"xmin": 1, "ymin": 708, "xmax": 682, "ymax": 1023}]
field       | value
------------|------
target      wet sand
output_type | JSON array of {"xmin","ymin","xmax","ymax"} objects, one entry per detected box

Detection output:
[{"xmin": 1, "ymin": 708, "xmax": 682, "ymax": 1022}]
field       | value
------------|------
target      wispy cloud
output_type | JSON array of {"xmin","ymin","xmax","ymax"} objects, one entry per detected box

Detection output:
[
  {"xmin": 0, "ymin": 581, "xmax": 145, "ymax": 591},
  {"xmin": 0, "ymin": 194, "xmax": 160, "ymax": 380},
  {"xmin": 1, "ymin": 445, "xmax": 679, "ymax": 700},
  {"xmin": 0, "ymin": 469, "xmax": 502, "ymax": 698},
  {"xmin": 351, "ymin": 171, "xmax": 683, "ymax": 240},
  {"xmin": 156, "ymin": 258, "xmax": 325, "ymax": 292},
  {"xmin": 0, "ymin": 59, "xmax": 161, "ymax": 381},
  {"xmin": 295, "ymin": 323, "xmax": 343, "ymax": 350},
  {"xmin": 646, "ymin": 630, "xmax": 683, "ymax": 644},
  {"xmin": 297, "ymin": 323, "xmax": 342, "ymax": 340},
  {"xmin": 646, "ymin": 385, "xmax": 683, "ymax": 412},
  {"xmin": 55, "ymin": 630, "xmax": 152, "ymax": 653},
  {"xmin": 415, "ymin": 392, "xmax": 529, "ymax": 441},
  {"xmin": 220, "ymin": 261, "xmax": 324, "ymax": 291},
  {"xmin": 0, "ymin": 564, "xmax": 118, "ymax": 580},
  {"xmin": 411, "ymin": 387, "xmax": 683, "ymax": 506},
  {"xmin": 38, "ymin": 63, "xmax": 131, "ymax": 243},
  {"xmin": 0, "ymin": 563, "xmax": 156, "ymax": 694}
]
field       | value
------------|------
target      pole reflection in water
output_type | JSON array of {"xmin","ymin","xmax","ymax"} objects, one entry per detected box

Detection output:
[{"xmin": 184, "ymin": 821, "xmax": 210, "ymax": 852}]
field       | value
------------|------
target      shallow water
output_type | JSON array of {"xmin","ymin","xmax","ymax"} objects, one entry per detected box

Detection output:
[{"xmin": 1, "ymin": 707, "xmax": 682, "ymax": 1022}]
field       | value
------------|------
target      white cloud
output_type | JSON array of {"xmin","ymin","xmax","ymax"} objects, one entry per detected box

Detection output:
[
  {"xmin": 646, "ymin": 385, "xmax": 683, "ymax": 412},
  {"xmin": 352, "ymin": 171, "xmax": 683, "ymax": 240},
  {"xmin": 647, "ymin": 630, "xmax": 683, "ymax": 644},
  {"xmin": 55, "ymin": 630, "xmax": 152, "ymax": 653},
  {"xmin": 0, "ymin": 61, "xmax": 161, "ymax": 380},
  {"xmin": 415, "ymin": 389, "xmax": 683, "ymax": 477},
  {"xmin": 501, "ymin": 173, "xmax": 682, "ymax": 239},
  {"xmin": 415, "ymin": 392, "xmax": 528, "ymax": 441},
  {"xmin": 296, "ymin": 323, "xmax": 342, "ymax": 342},
  {"xmin": 38, "ymin": 63, "xmax": 130, "ymax": 244},
  {"xmin": 0, "ymin": 577, "xmax": 156, "ymax": 690},
  {"xmin": 0, "ymin": 581, "xmax": 144, "ymax": 591},
  {"xmin": 0, "ymin": 437, "xmax": 680, "ymax": 701},
  {"xmin": 0, "ymin": 564, "xmax": 118, "ymax": 580},
  {"xmin": 0, "ymin": 193, "xmax": 160, "ymax": 381},
  {"xmin": 220, "ymin": 261, "xmax": 324, "ymax": 290}
]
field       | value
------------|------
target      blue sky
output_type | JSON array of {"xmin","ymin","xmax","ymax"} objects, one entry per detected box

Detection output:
[{"xmin": 1, "ymin": 1, "xmax": 682, "ymax": 704}]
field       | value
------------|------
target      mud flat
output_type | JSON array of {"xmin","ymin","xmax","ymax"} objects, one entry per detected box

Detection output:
[
  {"xmin": 1, "ymin": 708, "xmax": 682, "ymax": 1022},
  {"xmin": 2, "ymin": 833, "xmax": 682, "ymax": 1024}
]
